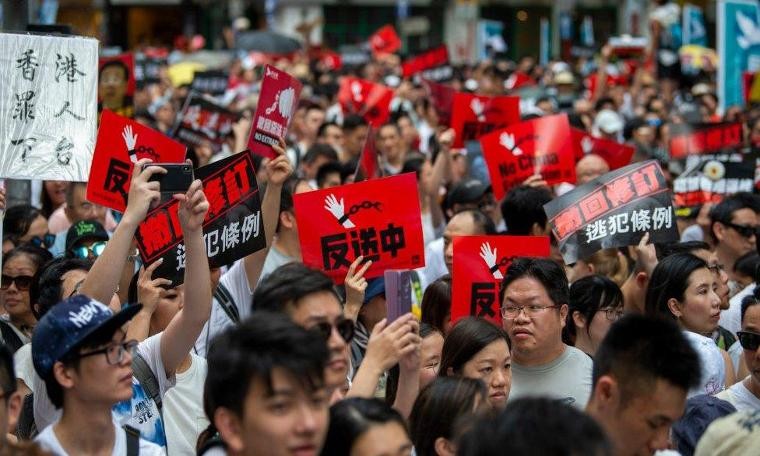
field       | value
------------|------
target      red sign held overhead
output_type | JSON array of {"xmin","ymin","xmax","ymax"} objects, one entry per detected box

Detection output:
[
  {"xmin": 369, "ymin": 25, "xmax": 402, "ymax": 56},
  {"xmin": 338, "ymin": 77, "xmax": 394, "ymax": 126},
  {"xmin": 572, "ymin": 129, "xmax": 635, "ymax": 170},
  {"xmin": 247, "ymin": 65, "xmax": 303, "ymax": 159},
  {"xmin": 668, "ymin": 122, "xmax": 744, "ymax": 159},
  {"xmin": 293, "ymin": 173, "xmax": 425, "ymax": 284},
  {"xmin": 402, "ymin": 46, "xmax": 449, "ymax": 78},
  {"xmin": 451, "ymin": 236, "xmax": 550, "ymax": 325},
  {"xmin": 480, "ymin": 114, "xmax": 576, "ymax": 200},
  {"xmin": 449, "ymin": 92, "xmax": 520, "ymax": 147},
  {"xmin": 87, "ymin": 109, "xmax": 187, "ymax": 212}
]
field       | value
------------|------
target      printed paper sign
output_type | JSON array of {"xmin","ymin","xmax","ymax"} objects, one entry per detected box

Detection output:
[
  {"xmin": 674, "ymin": 156, "xmax": 755, "ymax": 216},
  {"xmin": 544, "ymin": 160, "xmax": 679, "ymax": 264},
  {"xmin": 669, "ymin": 122, "xmax": 744, "ymax": 159},
  {"xmin": 247, "ymin": 65, "xmax": 302, "ymax": 159},
  {"xmin": 354, "ymin": 125, "xmax": 382, "ymax": 182},
  {"xmin": 0, "ymin": 33, "xmax": 98, "ymax": 180},
  {"xmin": 191, "ymin": 70, "xmax": 229, "ymax": 97},
  {"xmin": 87, "ymin": 109, "xmax": 187, "ymax": 212},
  {"xmin": 449, "ymin": 92, "xmax": 520, "ymax": 147},
  {"xmin": 481, "ymin": 114, "xmax": 576, "ymax": 200},
  {"xmin": 173, "ymin": 92, "xmax": 240, "ymax": 152},
  {"xmin": 572, "ymin": 129, "xmax": 635, "ymax": 170},
  {"xmin": 338, "ymin": 77, "xmax": 393, "ymax": 126},
  {"xmin": 98, "ymin": 53, "xmax": 135, "ymax": 119},
  {"xmin": 135, "ymin": 151, "xmax": 265, "ymax": 283},
  {"xmin": 451, "ymin": 236, "xmax": 550, "ymax": 325},
  {"xmin": 293, "ymin": 173, "xmax": 425, "ymax": 283}
]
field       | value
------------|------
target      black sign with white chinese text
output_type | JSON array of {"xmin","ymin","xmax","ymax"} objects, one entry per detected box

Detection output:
[
  {"xmin": 191, "ymin": 70, "xmax": 229, "ymax": 96},
  {"xmin": 172, "ymin": 92, "xmax": 240, "ymax": 152},
  {"xmin": 544, "ymin": 160, "xmax": 679, "ymax": 264}
]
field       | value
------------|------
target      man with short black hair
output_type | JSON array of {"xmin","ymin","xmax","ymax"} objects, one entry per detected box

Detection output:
[
  {"xmin": 316, "ymin": 162, "xmax": 343, "ymax": 189},
  {"xmin": 301, "ymin": 143, "xmax": 339, "ymax": 183},
  {"xmin": 718, "ymin": 296, "xmax": 760, "ymax": 411},
  {"xmin": 377, "ymin": 123, "xmax": 405, "ymax": 175},
  {"xmin": 500, "ymin": 185, "xmax": 553, "ymax": 236},
  {"xmin": 501, "ymin": 257, "xmax": 593, "ymax": 408},
  {"xmin": 316, "ymin": 121, "xmax": 344, "ymax": 157},
  {"xmin": 586, "ymin": 314, "xmax": 701, "ymax": 456},
  {"xmin": 342, "ymin": 115, "xmax": 369, "ymax": 162}
]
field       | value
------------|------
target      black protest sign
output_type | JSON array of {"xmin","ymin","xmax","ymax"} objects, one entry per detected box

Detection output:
[
  {"xmin": 674, "ymin": 155, "xmax": 755, "ymax": 217},
  {"xmin": 173, "ymin": 92, "xmax": 240, "ymax": 152},
  {"xmin": 191, "ymin": 70, "xmax": 229, "ymax": 96},
  {"xmin": 135, "ymin": 151, "xmax": 265, "ymax": 283},
  {"xmin": 134, "ymin": 53, "xmax": 165, "ymax": 88},
  {"xmin": 544, "ymin": 160, "xmax": 679, "ymax": 264}
]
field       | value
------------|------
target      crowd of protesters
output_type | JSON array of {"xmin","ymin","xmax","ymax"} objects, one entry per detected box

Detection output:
[{"xmin": 2, "ymin": 1, "xmax": 760, "ymax": 455}]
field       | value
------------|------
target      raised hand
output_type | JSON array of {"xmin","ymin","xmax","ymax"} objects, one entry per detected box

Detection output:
[
  {"xmin": 344, "ymin": 256, "xmax": 372, "ymax": 321},
  {"xmin": 122, "ymin": 159, "xmax": 165, "ymax": 226},
  {"xmin": 266, "ymin": 137, "xmax": 293, "ymax": 186},
  {"xmin": 137, "ymin": 259, "xmax": 172, "ymax": 316},
  {"xmin": 175, "ymin": 177, "xmax": 209, "ymax": 234}
]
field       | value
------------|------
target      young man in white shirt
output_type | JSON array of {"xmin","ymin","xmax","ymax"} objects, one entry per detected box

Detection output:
[{"xmin": 718, "ymin": 295, "xmax": 760, "ymax": 411}]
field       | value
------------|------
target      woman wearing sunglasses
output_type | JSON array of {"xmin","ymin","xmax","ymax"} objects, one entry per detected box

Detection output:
[
  {"xmin": 645, "ymin": 253, "xmax": 736, "ymax": 396},
  {"xmin": 3, "ymin": 205, "xmax": 54, "ymax": 251},
  {"xmin": 0, "ymin": 245, "xmax": 53, "ymax": 353},
  {"xmin": 717, "ymin": 295, "xmax": 760, "ymax": 411}
]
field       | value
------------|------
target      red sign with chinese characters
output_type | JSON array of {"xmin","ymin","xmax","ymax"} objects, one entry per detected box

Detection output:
[
  {"xmin": 402, "ymin": 46, "xmax": 449, "ymax": 77},
  {"xmin": 293, "ymin": 173, "xmax": 425, "ymax": 284},
  {"xmin": 369, "ymin": 25, "xmax": 402, "ymax": 56},
  {"xmin": 338, "ymin": 77, "xmax": 394, "ymax": 126},
  {"xmin": 354, "ymin": 125, "xmax": 382, "ymax": 182},
  {"xmin": 449, "ymin": 92, "xmax": 520, "ymax": 147},
  {"xmin": 572, "ymin": 129, "xmax": 635, "ymax": 170},
  {"xmin": 480, "ymin": 114, "xmax": 576, "ymax": 200},
  {"xmin": 135, "ymin": 151, "xmax": 266, "ymax": 282},
  {"xmin": 247, "ymin": 65, "xmax": 302, "ymax": 159},
  {"xmin": 668, "ymin": 122, "xmax": 744, "ymax": 159},
  {"xmin": 451, "ymin": 236, "xmax": 550, "ymax": 325},
  {"xmin": 420, "ymin": 79, "xmax": 456, "ymax": 126},
  {"xmin": 87, "ymin": 109, "xmax": 187, "ymax": 212}
]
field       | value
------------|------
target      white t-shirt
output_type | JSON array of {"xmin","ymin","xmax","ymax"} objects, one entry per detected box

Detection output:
[
  {"xmin": 509, "ymin": 345, "xmax": 593, "ymax": 409},
  {"xmin": 35, "ymin": 419, "xmax": 165, "ymax": 456},
  {"xmin": 720, "ymin": 283, "xmax": 754, "ymax": 336},
  {"xmin": 164, "ymin": 354, "xmax": 209, "ymax": 456},
  {"xmin": 14, "ymin": 343, "xmax": 35, "ymax": 393},
  {"xmin": 419, "ymin": 237, "xmax": 447, "ymax": 287},
  {"xmin": 683, "ymin": 331, "xmax": 726, "ymax": 397},
  {"xmin": 30, "ymin": 333, "xmax": 174, "ymax": 448},
  {"xmin": 194, "ymin": 260, "xmax": 254, "ymax": 357},
  {"xmin": 717, "ymin": 378, "xmax": 760, "ymax": 412}
]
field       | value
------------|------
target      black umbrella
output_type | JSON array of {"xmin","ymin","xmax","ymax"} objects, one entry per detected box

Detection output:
[{"xmin": 235, "ymin": 30, "xmax": 302, "ymax": 54}]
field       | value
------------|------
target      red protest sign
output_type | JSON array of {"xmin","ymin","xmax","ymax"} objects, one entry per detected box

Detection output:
[
  {"xmin": 98, "ymin": 53, "xmax": 136, "ymax": 118},
  {"xmin": 293, "ymin": 173, "xmax": 425, "ymax": 283},
  {"xmin": 338, "ymin": 77, "xmax": 394, "ymax": 126},
  {"xmin": 247, "ymin": 65, "xmax": 302, "ymax": 159},
  {"xmin": 402, "ymin": 46, "xmax": 449, "ymax": 78},
  {"xmin": 449, "ymin": 93, "xmax": 520, "ymax": 147},
  {"xmin": 481, "ymin": 114, "xmax": 576, "ymax": 200},
  {"xmin": 370, "ymin": 25, "xmax": 401, "ymax": 56},
  {"xmin": 87, "ymin": 109, "xmax": 187, "ymax": 212},
  {"xmin": 354, "ymin": 126, "xmax": 382, "ymax": 182},
  {"xmin": 572, "ymin": 129, "xmax": 635, "ymax": 170},
  {"xmin": 420, "ymin": 79, "xmax": 456, "ymax": 126},
  {"xmin": 451, "ymin": 236, "xmax": 550, "ymax": 325},
  {"xmin": 668, "ymin": 122, "xmax": 744, "ymax": 159}
]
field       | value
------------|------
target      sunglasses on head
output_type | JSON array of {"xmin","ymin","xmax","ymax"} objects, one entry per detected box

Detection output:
[
  {"xmin": 723, "ymin": 222, "xmax": 760, "ymax": 239},
  {"xmin": 29, "ymin": 233, "xmax": 56, "ymax": 249},
  {"xmin": 312, "ymin": 318, "xmax": 355, "ymax": 343},
  {"xmin": 0, "ymin": 274, "xmax": 33, "ymax": 291},
  {"xmin": 71, "ymin": 241, "xmax": 107, "ymax": 259},
  {"xmin": 737, "ymin": 331, "xmax": 760, "ymax": 351}
]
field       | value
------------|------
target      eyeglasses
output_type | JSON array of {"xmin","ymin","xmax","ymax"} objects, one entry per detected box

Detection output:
[
  {"xmin": 737, "ymin": 331, "xmax": 760, "ymax": 351},
  {"xmin": 312, "ymin": 318, "xmax": 355, "ymax": 343},
  {"xmin": 502, "ymin": 304, "xmax": 559, "ymax": 319},
  {"xmin": 0, "ymin": 274, "xmax": 33, "ymax": 291},
  {"xmin": 600, "ymin": 307, "xmax": 624, "ymax": 322},
  {"xmin": 77, "ymin": 340, "xmax": 138, "ymax": 365},
  {"xmin": 71, "ymin": 241, "xmax": 107, "ymax": 259},
  {"xmin": 29, "ymin": 233, "xmax": 55, "ymax": 249},
  {"xmin": 723, "ymin": 222, "xmax": 760, "ymax": 239}
]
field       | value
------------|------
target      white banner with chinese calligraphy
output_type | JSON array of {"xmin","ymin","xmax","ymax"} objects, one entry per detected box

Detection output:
[
  {"xmin": 544, "ymin": 160, "xmax": 679, "ymax": 265},
  {"xmin": 0, "ymin": 33, "xmax": 98, "ymax": 180}
]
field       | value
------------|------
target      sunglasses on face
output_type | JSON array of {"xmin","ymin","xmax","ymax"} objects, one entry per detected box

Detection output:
[
  {"xmin": 723, "ymin": 222, "xmax": 760, "ymax": 239},
  {"xmin": 737, "ymin": 331, "xmax": 760, "ymax": 351},
  {"xmin": 29, "ymin": 233, "xmax": 55, "ymax": 249},
  {"xmin": 312, "ymin": 318, "xmax": 355, "ymax": 343},
  {"xmin": 71, "ymin": 241, "xmax": 107, "ymax": 259},
  {"xmin": 0, "ymin": 274, "xmax": 33, "ymax": 291}
]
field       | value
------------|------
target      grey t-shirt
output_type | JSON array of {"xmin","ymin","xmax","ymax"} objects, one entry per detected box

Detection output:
[{"xmin": 509, "ymin": 345, "xmax": 593, "ymax": 409}]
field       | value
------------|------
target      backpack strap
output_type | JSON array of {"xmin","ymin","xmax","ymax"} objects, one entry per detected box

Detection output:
[
  {"xmin": 0, "ymin": 320, "xmax": 23, "ymax": 353},
  {"xmin": 132, "ymin": 352, "xmax": 162, "ymax": 414},
  {"xmin": 17, "ymin": 393, "xmax": 37, "ymax": 439},
  {"xmin": 124, "ymin": 424, "xmax": 141, "ymax": 456},
  {"xmin": 214, "ymin": 282, "xmax": 239, "ymax": 323}
]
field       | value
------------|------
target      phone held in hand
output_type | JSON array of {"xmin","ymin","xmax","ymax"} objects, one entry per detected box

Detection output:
[
  {"xmin": 385, "ymin": 269, "xmax": 412, "ymax": 324},
  {"xmin": 142, "ymin": 163, "xmax": 194, "ymax": 206}
]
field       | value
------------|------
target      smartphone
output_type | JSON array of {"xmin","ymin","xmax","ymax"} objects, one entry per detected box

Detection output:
[
  {"xmin": 142, "ymin": 163, "xmax": 194, "ymax": 194},
  {"xmin": 384, "ymin": 269, "xmax": 412, "ymax": 324}
]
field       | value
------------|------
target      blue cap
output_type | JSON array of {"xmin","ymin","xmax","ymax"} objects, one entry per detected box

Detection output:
[
  {"xmin": 671, "ymin": 394, "xmax": 736, "ymax": 456},
  {"xmin": 363, "ymin": 278, "xmax": 386, "ymax": 305},
  {"xmin": 32, "ymin": 295, "xmax": 142, "ymax": 379}
]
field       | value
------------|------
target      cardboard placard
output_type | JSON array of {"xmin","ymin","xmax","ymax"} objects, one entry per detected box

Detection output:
[
  {"xmin": 449, "ymin": 92, "xmax": 520, "ymax": 148},
  {"xmin": 451, "ymin": 236, "xmax": 550, "ymax": 325},
  {"xmin": 544, "ymin": 160, "xmax": 679, "ymax": 264},
  {"xmin": 480, "ymin": 114, "xmax": 576, "ymax": 200},
  {"xmin": 293, "ymin": 173, "xmax": 425, "ymax": 283},
  {"xmin": 247, "ymin": 65, "xmax": 302, "ymax": 159}
]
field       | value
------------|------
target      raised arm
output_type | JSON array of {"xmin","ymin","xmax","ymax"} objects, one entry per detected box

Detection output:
[{"xmin": 160, "ymin": 177, "xmax": 211, "ymax": 376}]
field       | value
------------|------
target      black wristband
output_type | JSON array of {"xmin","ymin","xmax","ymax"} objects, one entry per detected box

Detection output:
[
  {"xmin": 339, "ymin": 214, "xmax": 349, "ymax": 224},
  {"xmin": 490, "ymin": 264, "xmax": 500, "ymax": 274}
]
